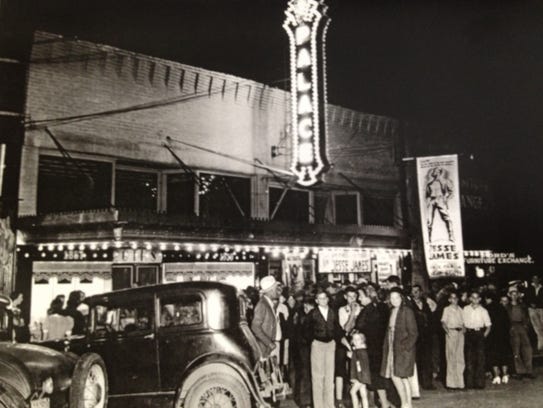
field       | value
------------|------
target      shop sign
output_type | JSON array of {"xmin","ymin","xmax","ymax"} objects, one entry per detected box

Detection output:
[
  {"xmin": 113, "ymin": 249, "xmax": 162, "ymax": 263},
  {"xmin": 63, "ymin": 250, "xmax": 87, "ymax": 260},
  {"xmin": 465, "ymin": 252, "xmax": 535, "ymax": 265},
  {"xmin": 219, "ymin": 252, "xmax": 236, "ymax": 262},
  {"xmin": 318, "ymin": 249, "xmax": 371, "ymax": 273},
  {"xmin": 283, "ymin": 0, "xmax": 330, "ymax": 186},
  {"xmin": 283, "ymin": 254, "xmax": 304, "ymax": 290},
  {"xmin": 374, "ymin": 261, "xmax": 394, "ymax": 281}
]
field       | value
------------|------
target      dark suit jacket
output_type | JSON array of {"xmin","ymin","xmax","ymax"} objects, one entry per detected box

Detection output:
[
  {"xmin": 251, "ymin": 295, "xmax": 277, "ymax": 357},
  {"xmin": 525, "ymin": 286, "xmax": 543, "ymax": 308},
  {"xmin": 381, "ymin": 304, "xmax": 418, "ymax": 378},
  {"xmin": 307, "ymin": 306, "xmax": 342, "ymax": 343}
]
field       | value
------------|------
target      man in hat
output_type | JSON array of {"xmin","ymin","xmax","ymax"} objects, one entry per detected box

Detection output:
[{"xmin": 252, "ymin": 275, "xmax": 282, "ymax": 358}]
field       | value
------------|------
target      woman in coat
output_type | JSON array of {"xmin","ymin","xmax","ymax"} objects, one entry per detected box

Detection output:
[
  {"xmin": 355, "ymin": 286, "xmax": 393, "ymax": 408},
  {"xmin": 381, "ymin": 288, "xmax": 418, "ymax": 408}
]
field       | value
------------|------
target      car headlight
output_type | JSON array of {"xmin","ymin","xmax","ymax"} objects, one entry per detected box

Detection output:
[{"xmin": 42, "ymin": 377, "xmax": 54, "ymax": 395}]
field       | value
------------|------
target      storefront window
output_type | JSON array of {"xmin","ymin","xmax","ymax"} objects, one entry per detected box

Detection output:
[
  {"xmin": 115, "ymin": 169, "xmax": 158, "ymax": 211},
  {"xmin": 198, "ymin": 173, "xmax": 250, "ymax": 221},
  {"xmin": 136, "ymin": 266, "xmax": 159, "ymax": 287},
  {"xmin": 335, "ymin": 194, "xmax": 359, "ymax": 225},
  {"xmin": 166, "ymin": 173, "xmax": 195, "ymax": 215},
  {"xmin": 269, "ymin": 187, "xmax": 309, "ymax": 223},
  {"xmin": 363, "ymin": 196, "xmax": 394, "ymax": 226},
  {"xmin": 112, "ymin": 266, "xmax": 132, "ymax": 290},
  {"xmin": 37, "ymin": 155, "xmax": 112, "ymax": 213}
]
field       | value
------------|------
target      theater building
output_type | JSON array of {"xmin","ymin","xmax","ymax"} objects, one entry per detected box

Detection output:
[{"xmin": 15, "ymin": 32, "xmax": 409, "ymax": 324}]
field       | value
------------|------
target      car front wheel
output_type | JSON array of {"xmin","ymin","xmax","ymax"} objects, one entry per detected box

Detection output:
[
  {"xmin": 183, "ymin": 374, "xmax": 251, "ymax": 408},
  {"xmin": 0, "ymin": 381, "xmax": 26, "ymax": 408},
  {"xmin": 69, "ymin": 353, "xmax": 108, "ymax": 408}
]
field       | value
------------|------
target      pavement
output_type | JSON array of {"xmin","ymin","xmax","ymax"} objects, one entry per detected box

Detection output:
[
  {"xmin": 281, "ymin": 365, "xmax": 543, "ymax": 408},
  {"xmin": 110, "ymin": 360, "xmax": 543, "ymax": 408}
]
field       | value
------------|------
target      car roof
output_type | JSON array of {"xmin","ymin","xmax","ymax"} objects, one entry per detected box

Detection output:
[{"xmin": 85, "ymin": 281, "xmax": 238, "ymax": 306}]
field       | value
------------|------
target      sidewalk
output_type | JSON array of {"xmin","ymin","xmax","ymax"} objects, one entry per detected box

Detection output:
[{"xmin": 283, "ymin": 365, "xmax": 543, "ymax": 408}]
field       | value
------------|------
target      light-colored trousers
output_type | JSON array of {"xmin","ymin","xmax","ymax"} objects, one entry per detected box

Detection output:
[
  {"xmin": 409, "ymin": 364, "xmax": 420, "ymax": 398},
  {"xmin": 311, "ymin": 340, "xmax": 336, "ymax": 408},
  {"xmin": 445, "ymin": 330, "xmax": 465, "ymax": 388},
  {"xmin": 528, "ymin": 308, "xmax": 543, "ymax": 350}
]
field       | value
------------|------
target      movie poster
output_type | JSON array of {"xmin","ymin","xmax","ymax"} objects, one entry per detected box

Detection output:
[{"xmin": 416, "ymin": 155, "xmax": 465, "ymax": 278}]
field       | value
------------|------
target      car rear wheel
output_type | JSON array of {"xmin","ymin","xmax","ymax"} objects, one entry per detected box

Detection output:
[
  {"xmin": 69, "ymin": 353, "xmax": 108, "ymax": 408},
  {"xmin": 183, "ymin": 374, "xmax": 251, "ymax": 408}
]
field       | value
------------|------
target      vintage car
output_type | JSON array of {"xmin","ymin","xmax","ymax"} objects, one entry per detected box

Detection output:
[
  {"xmin": 39, "ymin": 281, "xmax": 287, "ymax": 408},
  {"xmin": 0, "ymin": 294, "xmax": 107, "ymax": 408}
]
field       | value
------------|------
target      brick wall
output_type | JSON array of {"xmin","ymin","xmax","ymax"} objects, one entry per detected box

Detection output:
[{"xmin": 20, "ymin": 31, "xmax": 401, "ymax": 219}]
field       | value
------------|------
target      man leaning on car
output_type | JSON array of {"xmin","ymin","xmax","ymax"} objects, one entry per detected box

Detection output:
[{"xmin": 251, "ymin": 276, "xmax": 282, "ymax": 358}]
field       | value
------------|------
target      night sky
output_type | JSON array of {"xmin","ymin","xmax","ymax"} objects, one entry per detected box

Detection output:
[{"xmin": 22, "ymin": 0, "xmax": 543, "ymax": 258}]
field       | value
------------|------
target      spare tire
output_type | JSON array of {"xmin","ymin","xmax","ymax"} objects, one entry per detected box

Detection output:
[{"xmin": 69, "ymin": 353, "xmax": 108, "ymax": 408}]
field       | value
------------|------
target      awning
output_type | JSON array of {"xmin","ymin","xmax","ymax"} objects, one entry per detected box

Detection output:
[{"xmin": 33, "ymin": 261, "xmax": 112, "ymax": 280}]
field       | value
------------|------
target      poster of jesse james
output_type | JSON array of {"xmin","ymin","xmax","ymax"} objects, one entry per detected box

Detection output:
[{"xmin": 417, "ymin": 154, "xmax": 465, "ymax": 278}]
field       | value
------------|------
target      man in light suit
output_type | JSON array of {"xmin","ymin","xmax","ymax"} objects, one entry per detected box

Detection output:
[{"xmin": 252, "ymin": 276, "xmax": 282, "ymax": 358}]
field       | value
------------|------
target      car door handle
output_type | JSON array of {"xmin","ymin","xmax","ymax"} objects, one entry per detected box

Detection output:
[{"xmin": 144, "ymin": 333, "xmax": 155, "ymax": 340}]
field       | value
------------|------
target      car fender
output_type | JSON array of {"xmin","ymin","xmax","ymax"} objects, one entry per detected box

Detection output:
[{"xmin": 176, "ymin": 353, "xmax": 269, "ymax": 408}]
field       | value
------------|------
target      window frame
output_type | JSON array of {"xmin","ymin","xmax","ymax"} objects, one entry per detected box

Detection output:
[
  {"xmin": 114, "ymin": 165, "xmax": 160, "ymax": 212},
  {"xmin": 195, "ymin": 170, "xmax": 252, "ymax": 219},
  {"xmin": 267, "ymin": 183, "xmax": 314, "ymax": 224},
  {"xmin": 37, "ymin": 150, "xmax": 115, "ymax": 212},
  {"xmin": 332, "ymin": 191, "xmax": 361, "ymax": 226},
  {"xmin": 361, "ymin": 194, "xmax": 396, "ymax": 227},
  {"xmin": 162, "ymin": 170, "xmax": 198, "ymax": 215}
]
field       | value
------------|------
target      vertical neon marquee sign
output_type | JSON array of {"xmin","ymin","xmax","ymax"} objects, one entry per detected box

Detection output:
[{"xmin": 283, "ymin": 0, "xmax": 330, "ymax": 186}]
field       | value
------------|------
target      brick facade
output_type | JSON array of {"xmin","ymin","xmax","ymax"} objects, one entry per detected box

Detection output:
[{"xmin": 20, "ymin": 31, "xmax": 402, "ymax": 225}]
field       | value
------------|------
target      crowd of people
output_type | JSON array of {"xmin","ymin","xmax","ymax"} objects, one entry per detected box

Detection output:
[
  {"xmin": 246, "ymin": 274, "xmax": 543, "ymax": 408},
  {"xmin": 27, "ymin": 290, "xmax": 87, "ymax": 341}
]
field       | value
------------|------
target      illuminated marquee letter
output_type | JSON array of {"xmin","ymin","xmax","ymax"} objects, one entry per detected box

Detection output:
[{"xmin": 284, "ymin": 0, "xmax": 330, "ymax": 186}]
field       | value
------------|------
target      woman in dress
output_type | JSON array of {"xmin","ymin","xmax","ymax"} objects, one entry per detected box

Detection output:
[
  {"xmin": 381, "ymin": 288, "xmax": 418, "ymax": 408},
  {"xmin": 355, "ymin": 286, "xmax": 392, "ymax": 408},
  {"xmin": 484, "ymin": 291, "xmax": 512, "ymax": 384}
]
